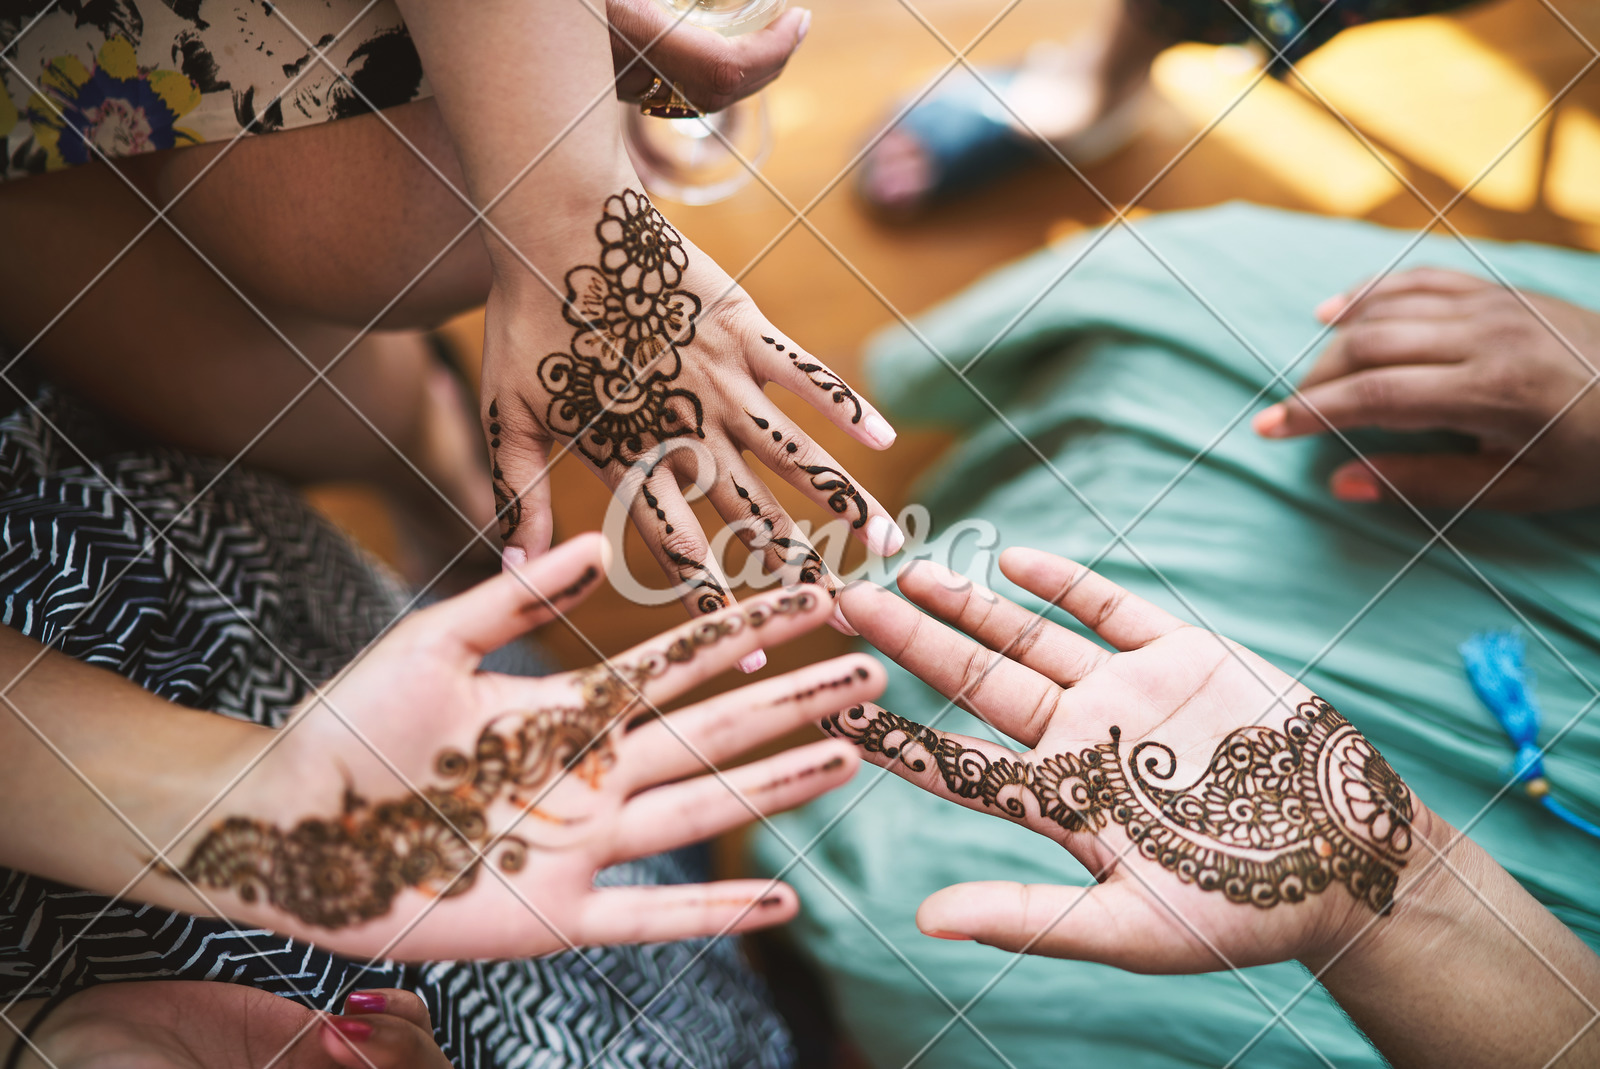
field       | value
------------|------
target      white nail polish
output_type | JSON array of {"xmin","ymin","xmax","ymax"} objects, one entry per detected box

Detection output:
[
  {"xmin": 737, "ymin": 649, "xmax": 767, "ymax": 674},
  {"xmin": 865, "ymin": 516, "xmax": 905, "ymax": 557},
  {"xmin": 831, "ymin": 604, "xmax": 859, "ymax": 636},
  {"xmin": 502, "ymin": 546, "xmax": 527, "ymax": 571},
  {"xmin": 862, "ymin": 412, "xmax": 897, "ymax": 448}
]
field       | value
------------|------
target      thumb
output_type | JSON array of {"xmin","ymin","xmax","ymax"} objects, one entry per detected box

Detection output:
[
  {"xmin": 486, "ymin": 396, "xmax": 555, "ymax": 568},
  {"xmin": 1328, "ymin": 454, "xmax": 1528, "ymax": 510},
  {"xmin": 917, "ymin": 880, "xmax": 1215, "ymax": 973}
]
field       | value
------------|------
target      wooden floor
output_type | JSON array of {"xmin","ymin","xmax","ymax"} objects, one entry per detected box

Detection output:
[{"xmin": 321, "ymin": 0, "xmax": 1600, "ymax": 694}]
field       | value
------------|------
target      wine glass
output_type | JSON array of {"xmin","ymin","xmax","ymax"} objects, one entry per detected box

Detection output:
[{"xmin": 622, "ymin": 0, "xmax": 787, "ymax": 206}]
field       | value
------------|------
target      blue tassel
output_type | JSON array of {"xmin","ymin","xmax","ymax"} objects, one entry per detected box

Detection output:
[{"xmin": 1460, "ymin": 630, "xmax": 1600, "ymax": 840}]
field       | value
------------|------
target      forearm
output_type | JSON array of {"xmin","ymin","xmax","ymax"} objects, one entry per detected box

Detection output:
[
  {"xmin": 393, "ymin": 0, "xmax": 639, "ymax": 272},
  {"xmin": 1306, "ymin": 810, "xmax": 1600, "ymax": 1068},
  {"xmin": 0, "ymin": 625, "xmax": 268, "ymax": 913}
]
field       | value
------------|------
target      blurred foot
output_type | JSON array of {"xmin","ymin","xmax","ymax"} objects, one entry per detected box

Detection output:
[{"xmin": 858, "ymin": 17, "xmax": 1169, "ymax": 217}]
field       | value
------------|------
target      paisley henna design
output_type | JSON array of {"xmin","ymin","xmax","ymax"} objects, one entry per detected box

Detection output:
[
  {"xmin": 174, "ymin": 591, "xmax": 819, "ymax": 930},
  {"xmin": 538, "ymin": 191, "xmax": 706, "ymax": 467},
  {"xmin": 760, "ymin": 336, "xmax": 864, "ymax": 425},
  {"xmin": 487, "ymin": 398, "xmax": 522, "ymax": 542},
  {"xmin": 823, "ymin": 697, "xmax": 1413, "ymax": 913}
]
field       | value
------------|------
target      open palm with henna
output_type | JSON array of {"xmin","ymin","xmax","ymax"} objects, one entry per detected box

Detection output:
[
  {"xmin": 482, "ymin": 190, "xmax": 903, "ymax": 622},
  {"xmin": 155, "ymin": 533, "xmax": 878, "ymax": 960},
  {"xmin": 831, "ymin": 549, "xmax": 1432, "ymax": 973}
]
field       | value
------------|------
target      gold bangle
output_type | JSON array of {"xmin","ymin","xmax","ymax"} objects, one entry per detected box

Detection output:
[{"xmin": 641, "ymin": 80, "xmax": 700, "ymax": 120}]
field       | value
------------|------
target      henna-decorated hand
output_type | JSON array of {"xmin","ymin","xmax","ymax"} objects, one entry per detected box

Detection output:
[
  {"xmin": 160, "ymin": 533, "xmax": 878, "ymax": 959},
  {"xmin": 5, "ymin": 983, "xmax": 448, "ymax": 1069},
  {"xmin": 481, "ymin": 190, "xmax": 902, "ymax": 629},
  {"xmin": 1254, "ymin": 268, "xmax": 1600, "ymax": 511},
  {"xmin": 608, "ymin": 0, "xmax": 811, "ymax": 113},
  {"xmin": 830, "ymin": 549, "xmax": 1433, "ymax": 973}
]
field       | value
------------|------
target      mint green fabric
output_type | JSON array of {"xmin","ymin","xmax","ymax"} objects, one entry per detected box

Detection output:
[{"xmin": 751, "ymin": 205, "xmax": 1600, "ymax": 1068}]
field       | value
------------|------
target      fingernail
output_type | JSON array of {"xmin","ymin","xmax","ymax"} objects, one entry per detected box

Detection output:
[
  {"xmin": 865, "ymin": 515, "xmax": 905, "ymax": 557},
  {"xmin": 831, "ymin": 604, "xmax": 859, "ymax": 636},
  {"xmin": 1331, "ymin": 466, "xmax": 1382, "ymax": 503},
  {"xmin": 1315, "ymin": 295, "xmax": 1347, "ymax": 322},
  {"xmin": 737, "ymin": 649, "xmax": 767, "ymax": 674},
  {"xmin": 345, "ymin": 991, "xmax": 386, "ymax": 1014},
  {"xmin": 1252, "ymin": 405, "xmax": 1287, "ymax": 439},
  {"xmin": 861, "ymin": 412, "xmax": 896, "ymax": 448},
  {"xmin": 324, "ymin": 1018, "xmax": 373, "ymax": 1040},
  {"xmin": 797, "ymin": 8, "xmax": 813, "ymax": 41},
  {"xmin": 502, "ymin": 545, "xmax": 527, "ymax": 571},
  {"xmin": 923, "ymin": 929, "xmax": 973, "ymax": 941}
]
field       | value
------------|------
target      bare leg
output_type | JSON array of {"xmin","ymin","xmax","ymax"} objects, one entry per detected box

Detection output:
[{"xmin": 0, "ymin": 100, "xmax": 498, "ymax": 589}]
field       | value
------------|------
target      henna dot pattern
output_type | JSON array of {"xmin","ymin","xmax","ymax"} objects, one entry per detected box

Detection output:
[
  {"xmin": 538, "ymin": 191, "xmax": 706, "ymax": 467},
  {"xmin": 487, "ymin": 397, "xmax": 522, "ymax": 542},
  {"xmin": 729, "ymin": 475, "xmax": 826, "ymax": 584},
  {"xmin": 173, "ymin": 591, "xmax": 820, "ymax": 929},
  {"xmin": 823, "ymin": 697, "xmax": 1414, "ymax": 913},
  {"xmin": 761, "ymin": 336, "xmax": 863, "ymax": 424}
]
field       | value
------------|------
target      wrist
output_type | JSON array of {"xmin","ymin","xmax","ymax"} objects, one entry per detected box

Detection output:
[
  {"xmin": 1300, "ymin": 801, "xmax": 1474, "ymax": 976},
  {"xmin": 480, "ymin": 155, "xmax": 642, "ymax": 290}
]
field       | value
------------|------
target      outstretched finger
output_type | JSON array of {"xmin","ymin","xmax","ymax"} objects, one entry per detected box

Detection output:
[
  {"xmin": 702, "ymin": 453, "xmax": 840, "ymax": 593},
  {"xmin": 620, "ymin": 652, "xmax": 885, "ymax": 787},
  {"xmin": 578, "ymin": 880, "xmax": 798, "ymax": 944},
  {"xmin": 560, "ymin": 583, "xmax": 834, "ymax": 725},
  {"xmin": 753, "ymin": 331, "xmax": 897, "ymax": 449},
  {"xmin": 1327, "ymin": 454, "xmax": 1537, "ymax": 511},
  {"xmin": 485, "ymin": 395, "xmax": 556, "ymax": 566},
  {"xmin": 838, "ymin": 582, "xmax": 1065, "ymax": 745},
  {"xmin": 999, "ymin": 548, "xmax": 1185, "ymax": 651},
  {"xmin": 737, "ymin": 405, "xmax": 904, "ymax": 557},
  {"xmin": 610, "ymin": 739, "xmax": 857, "ymax": 861},
  {"xmin": 916, "ymin": 879, "xmax": 1214, "ymax": 972},
  {"xmin": 319, "ymin": 1007, "xmax": 452, "ymax": 1069},
  {"xmin": 408, "ymin": 532, "xmax": 608, "ymax": 658},
  {"xmin": 897, "ymin": 559, "xmax": 1114, "ymax": 689},
  {"xmin": 1318, "ymin": 268, "xmax": 1492, "ymax": 323},
  {"xmin": 618, "ymin": 452, "xmax": 739, "ymax": 624}
]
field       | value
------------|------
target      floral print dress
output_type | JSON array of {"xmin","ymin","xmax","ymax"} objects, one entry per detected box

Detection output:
[{"xmin": 1, "ymin": 0, "xmax": 430, "ymax": 182}]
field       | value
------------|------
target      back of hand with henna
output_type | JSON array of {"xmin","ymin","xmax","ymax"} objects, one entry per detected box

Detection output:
[
  {"xmin": 156, "ymin": 537, "xmax": 878, "ymax": 958},
  {"xmin": 480, "ymin": 191, "xmax": 903, "ymax": 623}
]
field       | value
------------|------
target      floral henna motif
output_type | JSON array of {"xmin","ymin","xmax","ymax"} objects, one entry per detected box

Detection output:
[
  {"xmin": 538, "ymin": 191, "xmax": 706, "ymax": 468},
  {"xmin": 760, "ymin": 336, "xmax": 864, "ymax": 424},
  {"xmin": 173, "ymin": 590, "xmax": 820, "ymax": 929},
  {"xmin": 823, "ymin": 697, "xmax": 1414, "ymax": 913}
]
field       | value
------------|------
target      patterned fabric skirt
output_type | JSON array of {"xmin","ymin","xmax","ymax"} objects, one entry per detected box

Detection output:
[{"xmin": 0, "ymin": 379, "xmax": 794, "ymax": 1069}]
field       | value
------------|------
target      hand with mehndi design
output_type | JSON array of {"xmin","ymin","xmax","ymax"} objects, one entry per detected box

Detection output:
[
  {"xmin": 3, "ymin": 983, "xmax": 449, "ymax": 1069},
  {"xmin": 156, "ymin": 533, "xmax": 877, "ymax": 959},
  {"xmin": 831, "ymin": 550, "xmax": 1426, "ymax": 974},
  {"xmin": 481, "ymin": 190, "xmax": 904, "ymax": 629}
]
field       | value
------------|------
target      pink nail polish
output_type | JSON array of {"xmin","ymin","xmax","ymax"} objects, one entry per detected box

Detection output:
[
  {"xmin": 797, "ymin": 8, "xmax": 812, "ymax": 41},
  {"xmin": 737, "ymin": 649, "xmax": 767, "ymax": 674},
  {"xmin": 325, "ymin": 1018, "xmax": 373, "ymax": 1040},
  {"xmin": 865, "ymin": 516, "xmax": 904, "ymax": 557},
  {"xmin": 923, "ymin": 929, "xmax": 973, "ymax": 941},
  {"xmin": 861, "ymin": 412, "xmax": 896, "ymax": 448},
  {"xmin": 345, "ymin": 991, "xmax": 386, "ymax": 1014},
  {"xmin": 831, "ymin": 604, "xmax": 859, "ymax": 637},
  {"xmin": 502, "ymin": 545, "xmax": 527, "ymax": 571}
]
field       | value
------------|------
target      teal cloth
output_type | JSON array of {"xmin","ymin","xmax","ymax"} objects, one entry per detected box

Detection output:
[{"xmin": 751, "ymin": 204, "xmax": 1600, "ymax": 1068}]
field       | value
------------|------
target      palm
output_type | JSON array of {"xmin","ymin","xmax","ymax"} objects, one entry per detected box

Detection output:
[
  {"xmin": 833, "ymin": 549, "xmax": 1423, "ymax": 973},
  {"xmin": 162, "ymin": 534, "xmax": 875, "ymax": 961}
]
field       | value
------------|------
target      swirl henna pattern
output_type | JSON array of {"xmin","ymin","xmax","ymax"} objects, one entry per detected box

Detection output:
[
  {"xmin": 487, "ymin": 397, "xmax": 522, "ymax": 541},
  {"xmin": 538, "ymin": 191, "xmax": 707, "ymax": 468},
  {"xmin": 823, "ymin": 697, "xmax": 1414, "ymax": 913},
  {"xmin": 170, "ymin": 590, "xmax": 820, "ymax": 930},
  {"xmin": 760, "ymin": 336, "xmax": 864, "ymax": 425}
]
